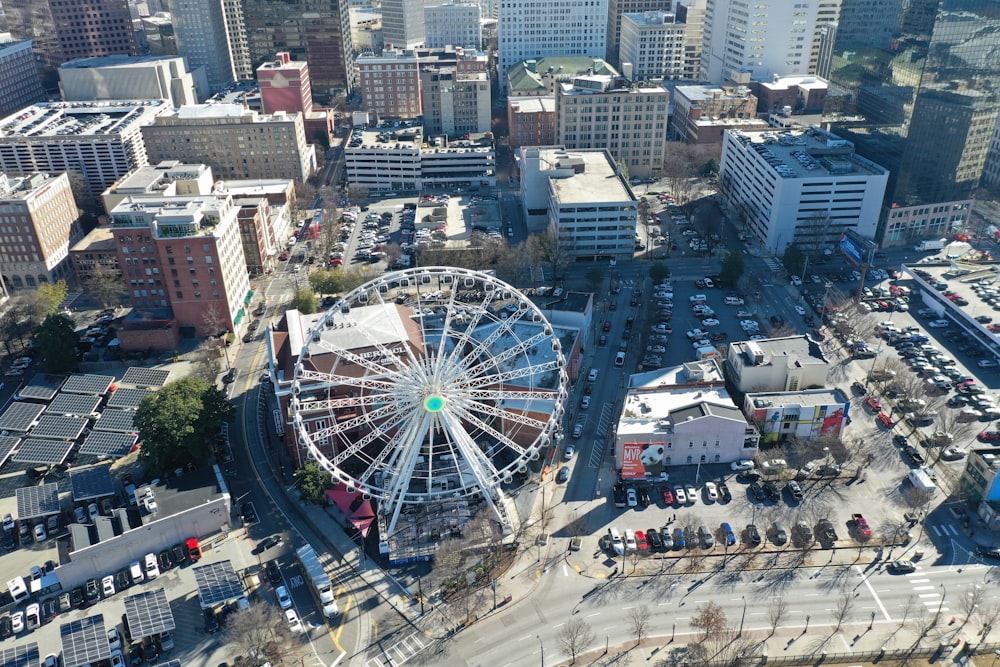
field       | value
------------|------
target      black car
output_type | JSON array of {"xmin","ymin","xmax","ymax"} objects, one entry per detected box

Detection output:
[
  {"xmin": 717, "ymin": 482, "xmax": 732, "ymax": 503},
  {"xmin": 70, "ymin": 586, "xmax": 85, "ymax": 608},
  {"xmin": 223, "ymin": 368, "xmax": 238, "ymax": 384},
  {"xmin": 1, "ymin": 531, "xmax": 15, "ymax": 551},
  {"xmin": 903, "ymin": 445, "xmax": 926, "ymax": 465},
  {"xmin": 40, "ymin": 598, "xmax": 56, "ymax": 623},
  {"xmin": 254, "ymin": 534, "xmax": 283, "ymax": 554},
  {"xmin": 158, "ymin": 549, "xmax": 174, "ymax": 572},
  {"xmin": 171, "ymin": 543, "xmax": 188, "ymax": 566},
  {"xmin": 84, "ymin": 578, "xmax": 100, "ymax": 605},
  {"xmin": 745, "ymin": 524, "xmax": 762, "ymax": 547},
  {"xmin": 264, "ymin": 560, "xmax": 282, "ymax": 586},
  {"xmin": 817, "ymin": 519, "xmax": 838, "ymax": 542},
  {"xmin": 636, "ymin": 487, "xmax": 651, "ymax": 507},
  {"xmin": 763, "ymin": 481, "xmax": 781, "ymax": 502},
  {"xmin": 241, "ymin": 502, "xmax": 257, "ymax": 524},
  {"xmin": 646, "ymin": 528, "xmax": 663, "ymax": 551},
  {"xmin": 737, "ymin": 470, "xmax": 761, "ymax": 483},
  {"xmin": 749, "ymin": 481, "xmax": 766, "ymax": 501},
  {"xmin": 115, "ymin": 568, "xmax": 131, "ymax": 592},
  {"xmin": 893, "ymin": 434, "xmax": 909, "ymax": 447},
  {"xmin": 0, "ymin": 615, "xmax": 12, "ymax": 639},
  {"xmin": 204, "ymin": 608, "xmax": 220, "ymax": 634},
  {"xmin": 977, "ymin": 545, "xmax": 1000, "ymax": 560}
]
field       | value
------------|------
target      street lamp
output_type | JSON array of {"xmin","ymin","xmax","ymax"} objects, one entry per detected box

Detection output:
[
  {"xmin": 937, "ymin": 583, "xmax": 947, "ymax": 618},
  {"xmin": 739, "ymin": 595, "xmax": 747, "ymax": 637},
  {"xmin": 538, "ymin": 635, "xmax": 544, "ymax": 667}
]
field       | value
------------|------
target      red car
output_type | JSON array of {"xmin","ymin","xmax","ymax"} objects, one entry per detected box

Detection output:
[
  {"xmin": 978, "ymin": 431, "xmax": 1000, "ymax": 442},
  {"xmin": 662, "ymin": 488, "xmax": 675, "ymax": 504},
  {"xmin": 634, "ymin": 530, "xmax": 648, "ymax": 550},
  {"xmin": 877, "ymin": 413, "xmax": 894, "ymax": 428},
  {"xmin": 853, "ymin": 513, "xmax": 872, "ymax": 537},
  {"xmin": 864, "ymin": 396, "xmax": 882, "ymax": 412}
]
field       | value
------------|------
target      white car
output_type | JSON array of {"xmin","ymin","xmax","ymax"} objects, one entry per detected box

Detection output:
[
  {"xmin": 736, "ymin": 310, "xmax": 752, "ymax": 318},
  {"xmin": 144, "ymin": 553, "xmax": 160, "ymax": 579},
  {"xmin": 11, "ymin": 611, "xmax": 23, "ymax": 634},
  {"xmin": 129, "ymin": 561, "xmax": 144, "ymax": 584},
  {"xmin": 626, "ymin": 488, "xmax": 638, "ymax": 508},
  {"xmin": 928, "ymin": 319, "xmax": 950, "ymax": 328},
  {"xmin": 110, "ymin": 651, "xmax": 126, "ymax": 667},
  {"xmin": 749, "ymin": 334, "xmax": 768, "ymax": 341},
  {"xmin": 685, "ymin": 485, "xmax": 697, "ymax": 503},
  {"xmin": 790, "ymin": 275, "xmax": 802, "ymax": 286},
  {"xmin": 794, "ymin": 306, "xmax": 806, "ymax": 316},
  {"xmin": 108, "ymin": 627, "xmax": 123, "ymax": 651},
  {"xmin": 563, "ymin": 445, "xmax": 575, "ymax": 460},
  {"xmin": 730, "ymin": 460, "xmax": 755, "ymax": 471},
  {"xmin": 276, "ymin": 585, "xmax": 293, "ymax": 609},
  {"xmin": 33, "ymin": 523, "xmax": 46, "ymax": 541},
  {"xmin": 102, "ymin": 575, "xmax": 116, "ymax": 597},
  {"xmin": 646, "ymin": 345, "xmax": 666, "ymax": 354},
  {"xmin": 701, "ymin": 318, "xmax": 720, "ymax": 327},
  {"xmin": 704, "ymin": 482, "xmax": 718, "ymax": 502},
  {"xmin": 285, "ymin": 608, "xmax": 304, "ymax": 634}
]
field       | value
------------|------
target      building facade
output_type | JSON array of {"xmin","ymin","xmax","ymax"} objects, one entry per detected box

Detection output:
[
  {"xmin": 70, "ymin": 227, "xmax": 121, "ymax": 286},
  {"xmin": 726, "ymin": 336, "xmax": 830, "ymax": 394},
  {"xmin": 0, "ymin": 40, "xmax": 45, "ymax": 116},
  {"xmin": 58, "ymin": 55, "xmax": 203, "ymax": 107},
  {"xmin": 718, "ymin": 127, "xmax": 888, "ymax": 253},
  {"xmin": 744, "ymin": 389, "xmax": 849, "ymax": 444},
  {"xmin": 508, "ymin": 98, "xmax": 556, "ymax": 149},
  {"xmin": 357, "ymin": 49, "xmax": 423, "ymax": 120},
  {"xmin": 497, "ymin": 0, "xmax": 608, "ymax": 76},
  {"xmin": 382, "ymin": 0, "xmax": 426, "ymax": 48},
  {"xmin": 141, "ymin": 104, "xmax": 317, "ymax": 183},
  {"xmin": 555, "ymin": 75, "xmax": 669, "ymax": 180},
  {"xmin": 619, "ymin": 12, "xmax": 687, "ymax": 81},
  {"xmin": 167, "ymin": 0, "xmax": 252, "ymax": 91},
  {"xmin": 420, "ymin": 67, "xmax": 491, "ymax": 136},
  {"xmin": 424, "ymin": 4, "xmax": 482, "ymax": 49},
  {"xmin": 605, "ymin": 0, "xmax": 664, "ymax": 69},
  {"xmin": 257, "ymin": 52, "xmax": 335, "ymax": 145},
  {"xmin": 749, "ymin": 75, "xmax": 828, "ymax": 117},
  {"xmin": 673, "ymin": 0, "xmax": 704, "ymax": 81}
]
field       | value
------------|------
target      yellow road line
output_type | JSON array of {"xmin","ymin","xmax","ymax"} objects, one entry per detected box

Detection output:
[{"xmin": 333, "ymin": 594, "xmax": 353, "ymax": 646}]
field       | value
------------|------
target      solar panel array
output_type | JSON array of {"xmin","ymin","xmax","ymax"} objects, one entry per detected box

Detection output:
[
  {"xmin": 92, "ymin": 408, "xmax": 136, "ymax": 433},
  {"xmin": 18, "ymin": 374, "xmax": 65, "ymax": 401},
  {"xmin": 0, "ymin": 642, "xmax": 39, "ymax": 667},
  {"xmin": 12, "ymin": 439, "xmax": 72, "ymax": 465},
  {"xmin": 61, "ymin": 374, "xmax": 115, "ymax": 396},
  {"xmin": 0, "ymin": 402, "xmax": 45, "ymax": 432},
  {"xmin": 0, "ymin": 435, "xmax": 19, "ymax": 467},
  {"xmin": 79, "ymin": 431, "xmax": 136, "ymax": 458},
  {"xmin": 69, "ymin": 465, "xmax": 115, "ymax": 501},
  {"xmin": 45, "ymin": 393, "xmax": 101, "ymax": 417},
  {"xmin": 193, "ymin": 560, "xmax": 245, "ymax": 607},
  {"xmin": 123, "ymin": 589, "xmax": 175, "ymax": 638},
  {"xmin": 15, "ymin": 483, "xmax": 60, "ymax": 519},
  {"xmin": 60, "ymin": 614, "xmax": 110, "ymax": 667},
  {"xmin": 30, "ymin": 416, "xmax": 87, "ymax": 441},
  {"xmin": 107, "ymin": 388, "xmax": 151, "ymax": 409},
  {"xmin": 122, "ymin": 367, "xmax": 170, "ymax": 388}
]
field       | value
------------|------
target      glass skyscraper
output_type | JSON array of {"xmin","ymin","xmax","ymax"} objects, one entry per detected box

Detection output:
[{"xmin": 826, "ymin": 0, "xmax": 1000, "ymax": 244}]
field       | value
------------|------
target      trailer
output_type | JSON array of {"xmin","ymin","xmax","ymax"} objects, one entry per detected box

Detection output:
[
  {"xmin": 295, "ymin": 544, "xmax": 339, "ymax": 618},
  {"xmin": 914, "ymin": 238, "xmax": 946, "ymax": 252}
]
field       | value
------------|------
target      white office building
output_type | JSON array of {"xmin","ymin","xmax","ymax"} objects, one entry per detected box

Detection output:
[
  {"xmin": 619, "ymin": 11, "xmax": 687, "ymax": 81},
  {"xmin": 497, "ymin": 0, "xmax": 608, "ymax": 76},
  {"xmin": 59, "ymin": 55, "xmax": 206, "ymax": 107},
  {"xmin": 382, "ymin": 0, "xmax": 426, "ymax": 48},
  {"xmin": 718, "ymin": 127, "xmax": 888, "ymax": 253},
  {"xmin": 424, "ymin": 4, "xmax": 482, "ymax": 49},
  {"xmin": 167, "ymin": 0, "xmax": 252, "ymax": 91}
]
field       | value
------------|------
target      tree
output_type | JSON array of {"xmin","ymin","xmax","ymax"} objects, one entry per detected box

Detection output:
[
  {"xmin": 719, "ymin": 250, "xmax": 744, "ymax": 286},
  {"xmin": 782, "ymin": 243, "xmax": 807, "ymax": 276},
  {"xmin": 832, "ymin": 591, "xmax": 854, "ymax": 632},
  {"xmin": 702, "ymin": 158, "xmax": 719, "ymax": 178},
  {"xmin": 31, "ymin": 281, "xmax": 68, "ymax": 324},
  {"xmin": 649, "ymin": 262, "xmax": 671, "ymax": 283},
  {"xmin": 294, "ymin": 461, "xmax": 333, "ymax": 503},
  {"xmin": 526, "ymin": 222, "xmax": 570, "ymax": 280},
  {"xmin": 628, "ymin": 605, "xmax": 651, "ymax": 645},
  {"xmin": 81, "ymin": 266, "xmax": 126, "ymax": 309},
  {"xmin": 225, "ymin": 600, "xmax": 289, "ymax": 664},
  {"xmin": 585, "ymin": 267, "xmax": 605, "ymax": 292},
  {"xmin": 768, "ymin": 597, "xmax": 788, "ymax": 638},
  {"xmin": 959, "ymin": 584, "xmax": 987, "ymax": 632},
  {"xmin": 691, "ymin": 601, "xmax": 729, "ymax": 645},
  {"xmin": 289, "ymin": 287, "xmax": 318, "ymax": 314},
  {"xmin": 557, "ymin": 617, "xmax": 596, "ymax": 663},
  {"xmin": 133, "ymin": 377, "xmax": 235, "ymax": 474},
  {"xmin": 36, "ymin": 313, "xmax": 78, "ymax": 372},
  {"xmin": 190, "ymin": 339, "xmax": 221, "ymax": 383},
  {"xmin": 347, "ymin": 183, "xmax": 369, "ymax": 204}
]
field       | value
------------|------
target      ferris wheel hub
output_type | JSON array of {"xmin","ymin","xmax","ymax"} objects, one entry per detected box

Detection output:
[{"xmin": 423, "ymin": 394, "xmax": 445, "ymax": 412}]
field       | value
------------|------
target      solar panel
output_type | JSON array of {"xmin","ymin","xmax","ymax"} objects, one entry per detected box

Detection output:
[
  {"xmin": 60, "ymin": 614, "xmax": 110, "ymax": 667},
  {"xmin": 193, "ymin": 560, "xmax": 245, "ymax": 608},
  {"xmin": 0, "ymin": 402, "xmax": 45, "ymax": 432},
  {"xmin": 0, "ymin": 435, "xmax": 19, "ymax": 467},
  {"xmin": 17, "ymin": 374, "xmax": 66, "ymax": 401},
  {"xmin": 61, "ymin": 374, "xmax": 115, "ymax": 396},
  {"xmin": 79, "ymin": 431, "xmax": 136, "ymax": 458},
  {"xmin": 123, "ymin": 589, "xmax": 175, "ymax": 639},
  {"xmin": 15, "ymin": 483, "xmax": 60, "ymax": 519},
  {"xmin": 30, "ymin": 416, "xmax": 87, "ymax": 441},
  {"xmin": 0, "ymin": 642, "xmax": 39, "ymax": 667},
  {"xmin": 45, "ymin": 393, "xmax": 101, "ymax": 417},
  {"xmin": 92, "ymin": 409, "xmax": 135, "ymax": 433},
  {"xmin": 122, "ymin": 367, "xmax": 170, "ymax": 388},
  {"xmin": 69, "ymin": 465, "xmax": 115, "ymax": 501},
  {"xmin": 12, "ymin": 438, "xmax": 73, "ymax": 465},
  {"xmin": 107, "ymin": 388, "xmax": 152, "ymax": 410}
]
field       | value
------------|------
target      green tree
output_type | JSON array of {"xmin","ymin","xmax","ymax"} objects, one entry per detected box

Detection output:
[
  {"xmin": 289, "ymin": 287, "xmax": 318, "ymax": 314},
  {"xmin": 649, "ymin": 262, "xmax": 671, "ymax": 283},
  {"xmin": 133, "ymin": 377, "xmax": 235, "ymax": 473},
  {"xmin": 31, "ymin": 280, "xmax": 69, "ymax": 323},
  {"xmin": 702, "ymin": 158, "xmax": 719, "ymax": 178},
  {"xmin": 719, "ymin": 250, "xmax": 745, "ymax": 286},
  {"xmin": 309, "ymin": 269, "xmax": 344, "ymax": 295},
  {"xmin": 782, "ymin": 242, "xmax": 807, "ymax": 276},
  {"xmin": 294, "ymin": 462, "xmax": 333, "ymax": 503},
  {"xmin": 34, "ymin": 314, "xmax": 78, "ymax": 372}
]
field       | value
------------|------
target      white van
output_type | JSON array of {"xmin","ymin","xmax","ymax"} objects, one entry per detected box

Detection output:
[
  {"xmin": 7, "ymin": 576, "xmax": 28, "ymax": 603},
  {"xmin": 608, "ymin": 528, "xmax": 624, "ymax": 555},
  {"xmin": 614, "ymin": 352, "xmax": 626, "ymax": 367},
  {"xmin": 588, "ymin": 368, "xmax": 599, "ymax": 382}
]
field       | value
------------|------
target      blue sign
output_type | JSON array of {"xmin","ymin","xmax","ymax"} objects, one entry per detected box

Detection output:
[{"xmin": 840, "ymin": 232, "xmax": 864, "ymax": 266}]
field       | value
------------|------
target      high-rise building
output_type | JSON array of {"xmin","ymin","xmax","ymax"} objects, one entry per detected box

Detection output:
[
  {"xmin": 257, "ymin": 52, "xmax": 335, "ymax": 145},
  {"xmin": 243, "ymin": 0, "xmax": 355, "ymax": 98},
  {"xmin": 826, "ymin": 0, "xmax": 1000, "ymax": 245},
  {"xmin": 420, "ymin": 66, "xmax": 491, "ymax": 136},
  {"xmin": 674, "ymin": 0, "xmax": 705, "ymax": 81},
  {"xmin": 700, "ymin": 0, "xmax": 840, "ymax": 83},
  {"xmin": 2, "ymin": 0, "xmax": 137, "ymax": 71},
  {"xmin": 382, "ymin": 0, "xmax": 426, "ymax": 48},
  {"xmin": 357, "ymin": 49, "xmax": 423, "ymax": 120},
  {"xmin": 606, "ymin": 0, "xmax": 665, "ymax": 68},
  {"xmin": 168, "ymin": 0, "xmax": 252, "ymax": 91},
  {"xmin": 619, "ymin": 11, "xmax": 688, "ymax": 81},
  {"xmin": 59, "ymin": 55, "xmax": 204, "ymax": 107},
  {"xmin": 498, "ymin": 0, "xmax": 608, "ymax": 76},
  {"xmin": 424, "ymin": 4, "xmax": 482, "ymax": 49},
  {"xmin": 0, "ymin": 40, "xmax": 45, "ymax": 116},
  {"xmin": 0, "ymin": 172, "xmax": 82, "ymax": 291}
]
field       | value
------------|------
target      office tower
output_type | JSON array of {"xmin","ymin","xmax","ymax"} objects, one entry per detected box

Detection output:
[
  {"xmin": 0, "ymin": 39, "xmax": 45, "ymax": 116},
  {"xmin": 168, "ymin": 0, "xmax": 252, "ymax": 91},
  {"xmin": 619, "ymin": 11, "xmax": 687, "ymax": 81},
  {"xmin": 2, "ymin": 0, "xmax": 138, "ymax": 71},
  {"xmin": 59, "ymin": 55, "xmax": 203, "ymax": 106},
  {"xmin": 498, "ymin": 0, "xmax": 608, "ymax": 76},
  {"xmin": 606, "ymin": 0, "xmax": 666, "ymax": 68},
  {"xmin": 420, "ymin": 66, "xmax": 491, "ymax": 135},
  {"xmin": 383, "ymin": 0, "xmax": 426, "ymax": 48},
  {"xmin": 674, "ymin": 0, "xmax": 704, "ymax": 81},
  {"xmin": 827, "ymin": 0, "xmax": 1000, "ymax": 244},
  {"xmin": 243, "ymin": 0, "xmax": 355, "ymax": 98},
  {"xmin": 424, "ymin": 4, "xmax": 482, "ymax": 49}
]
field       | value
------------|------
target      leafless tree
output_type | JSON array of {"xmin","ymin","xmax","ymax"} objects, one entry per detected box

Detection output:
[
  {"xmin": 832, "ymin": 591, "xmax": 855, "ymax": 632},
  {"xmin": 558, "ymin": 617, "xmax": 596, "ymax": 663},
  {"xmin": 347, "ymin": 183, "xmax": 369, "ymax": 204},
  {"xmin": 225, "ymin": 601, "xmax": 287, "ymax": 662},
  {"xmin": 628, "ymin": 548, "xmax": 643, "ymax": 574},
  {"xmin": 768, "ymin": 597, "xmax": 788, "ymax": 638},
  {"xmin": 81, "ymin": 266, "xmax": 126, "ymax": 309},
  {"xmin": 899, "ymin": 594, "xmax": 918, "ymax": 629},
  {"xmin": 959, "ymin": 584, "xmax": 988, "ymax": 632},
  {"xmin": 629, "ymin": 605, "xmax": 651, "ymax": 646},
  {"xmin": 977, "ymin": 602, "xmax": 1000, "ymax": 638},
  {"xmin": 526, "ymin": 222, "xmax": 571, "ymax": 280},
  {"xmin": 691, "ymin": 601, "xmax": 729, "ymax": 645}
]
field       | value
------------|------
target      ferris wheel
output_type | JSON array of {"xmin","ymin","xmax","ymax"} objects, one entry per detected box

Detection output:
[{"xmin": 290, "ymin": 267, "xmax": 568, "ymax": 536}]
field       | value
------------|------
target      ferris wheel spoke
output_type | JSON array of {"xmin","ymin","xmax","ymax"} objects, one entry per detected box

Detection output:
[
  {"xmin": 442, "ymin": 301, "xmax": 530, "ymax": 371},
  {"xmin": 429, "ymin": 288, "xmax": 464, "ymax": 372},
  {"xmin": 437, "ymin": 410, "xmax": 503, "ymax": 490},
  {"xmin": 330, "ymin": 407, "xmax": 414, "ymax": 471},
  {"xmin": 461, "ymin": 329, "xmax": 551, "ymax": 381},
  {"xmin": 462, "ymin": 359, "xmax": 563, "ymax": 389},
  {"xmin": 313, "ymin": 401, "xmax": 413, "ymax": 441},
  {"xmin": 296, "ymin": 369, "xmax": 399, "ymax": 394},
  {"xmin": 461, "ymin": 389, "xmax": 562, "ymax": 402},
  {"xmin": 455, "ymin": 399, "xmax": 551, "ymax": 434},
  {"xmin": 293, "ymin": 392, "xmax": 395, "ymax": 413},
  {"xmin": 383, "ymin": 411, "xmax": 435, "ymax": 533},
  {"xmin": 446, "ymin": 409, "xmax": 533, "ymax": 464}
]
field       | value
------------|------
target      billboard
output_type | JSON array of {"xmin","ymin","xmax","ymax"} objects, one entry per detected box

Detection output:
[
  {"xmin": 839, "ymin": 232, "xmax": 864, "ymax": 266},
  {"xmin": 621, "ymin": 442, "xmax": 666, "ymax": 480}
]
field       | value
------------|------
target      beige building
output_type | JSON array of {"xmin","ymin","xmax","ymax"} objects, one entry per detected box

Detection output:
[
  {"xmin": 140, "ymin": 104, "xmax": 316, "ymax": 182},
  {"xmin": 58, "ymin": 55, "xmax": 205, "ymax": 107},
  {"xmin": 420, "ymin": 66, "xmax": 491, "ymax": 136},
  {"xmin": 619, "ymin": 11, "xmax": 688, "ymax": 81},
  {"xmin": 102, "ymin": 161, "xmax": 216, "ymax": 213},
  {"xmin": 357, "ymin": 49, "xmax": 423, "ymax": 121},
  {"xmin": 70, "ymin": 227, "xmax": 120, "ymax": 286},
  {"xmin": 726, "ymin": 336, "xmax": 831, "ymax": 393},
  {"xmin": 671, "ymin": 84, "xmax": 764, "ymax": 144}
]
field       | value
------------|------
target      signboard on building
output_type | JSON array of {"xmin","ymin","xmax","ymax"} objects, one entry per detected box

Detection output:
[
  {"xmin": 839, "ymin": 232, "xmax": 864, "ymax": 266},
  {"xmin": 621, "ymin": 441, "xmax": 666, "ymax": 480}
]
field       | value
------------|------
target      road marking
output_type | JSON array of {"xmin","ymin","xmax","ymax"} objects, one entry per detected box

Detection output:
[
  {"xmin": 854, "ymin": 565, "xmax": 892, "ymax": 621},
  {"xmin": 553, "ymin": 623, "xmax": 565, "ymax": 629},
  {"xmin": 931, "ymin": 526, "xmax": 941, "ymax": 536},
  {"xmin": 918, "ymin": 593, "xmax": 939, "ymax": 598},
  {"xmin": 562, "ymin": 564, "xmax": 569, "ymax": 577},
  {"xmin": 910, "ymin": 578, "xmax": 930, "ymax": 583},
  {"xmin": 587, "ymin": 612, "xmax": 601, "ymax": 617},
  {"xmin": 912, "ymin": 586, "xmax": 935, "ymax": 591},
  {"xmin": 622, "ymin": 606, "xmax": 634, "ymax": 610}
]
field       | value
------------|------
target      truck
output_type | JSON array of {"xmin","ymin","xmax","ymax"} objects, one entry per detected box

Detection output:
[
  {"xmin": 914, "ymin": 238, "xmax": 946, "ymax": 252},
  {"xmin": 907, "ymin": 469, "xmax": 937, "ymax": 495},
  {"xmin": 295, "ymin": 544, "xmax": 339, "ymax": 619}
]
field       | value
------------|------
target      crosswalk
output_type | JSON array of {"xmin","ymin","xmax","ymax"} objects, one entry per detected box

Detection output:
[
  {"xmin": 763, "ymin": 257, "xmax": 783, "ymax": 273},
  {"xmin": 905, "ymin": 571, "xmax": 949, "ymax": 612},
  {"xmin": 365, "ymin": 632, "xmax": 428, "ymax": 667},
  {"xmin": 928, "ymin": 524, "xmax": 960, "ymax": 537},
  {"xmin": 588, "ymin": 404, "xmax": 614, "ymax": 469}
]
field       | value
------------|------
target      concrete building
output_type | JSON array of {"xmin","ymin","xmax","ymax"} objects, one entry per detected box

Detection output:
[
  {"xmin": 506, "ymin": 57, "xmax": 618, "ymax": 98},
  {"xmin": 749, "ymin": 75, "xmax": 828, "ymax": 117},
  {"xmin": 108, "ymin": 194, "xmax": 252, "ymax": 337},
  {"xmin": 619, "ymin": 11, "xmax": 688, "ymax": 81},
  {"xmin": 382, "ymin": 0, "xmax": 426, "ymax": 48},
  {"xmin": 959, "ymin": 449, "xmax": 1000, "ymax": 529},
  {"xmin": 70, "ymin": 227, "xmax": 121, "ymax": 286},
  {"xmin": 167, "ymin": 0, "xmax": 251, "ymax": 91},
  {"xmin": 555, "ymin": 75, "xmax": 669, "ymax": 180},
  {"xmin": 671, "ymin": 84, "xmax": 764, "ymax": 144},
  {"xmin": 616, "ymin": 361, "xmax": 759, "ymax": 478},
  {"xmin": 420, "ymin": 66, "xmax": 491, "ymax": 136},
  {"xmin": 424, "ymin": 4, "xmax": 482, "ymax": 49},
  {"xmin": 0, "ymin": 39, "xmax": 45, "ymax": 117},
  {"xmin": 508, "ymin": 98, "xmax": 556, "ymax": 149},
  {"xmin": 744, "ymin": 389, "xmax": 850, "ymax": 444},
  {"xmin": 700, "ymin": 0, "xmax": 841, "ymax": 83},
  {"xmin": 357, "ymin": 49, "xmax": 423, "ymax": 121},
  {"xmin": 726, "ymin": 335, "xmax": 830, "ymax": 394},
  {"xmin": 58, "ymin": 55, "xmax": 204, "ymax": 107},
  {"xmin": 2, "ymin": 0, "xmax": 137, "ymax": 71},
  {"xmin": 141, "ymin": 104, "xmax": 317, "ymax": 183},
  {"xmin": 517, "ymin": 146, "xmax": 636, "ymax": 260},
  {"xmin": 0, "ymin": 100, "xmax": 170, "ymax": 197},
  {"xmin": 257, "ymin": 52, "xmax": 335, "ymax": 146},
  {"xmin": 0, "ymin": 172, "xmax": 82, "ymax": 291},
  {"xmin": 497, "ymin": 0, "xmax": 608, "ymax": 76},
  {"xmin": 605, "ymin": 0, "xmax": 663, "ymax": 69},
  {"xmin": 141, "ymin": 14, "xmax": 178, "ymax": 57},
  {"xmin": 101, "ymin": 161, "xmax": 216, "ymax": 213},
  {"xmin": 673, "ymin": 0, "xmax": 705, "ymax": 81},
  {"xmin": 718, "ymin": 127, "xmax": 888, "ymax": 253}
]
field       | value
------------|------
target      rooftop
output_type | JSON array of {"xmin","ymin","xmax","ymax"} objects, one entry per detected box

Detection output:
[
  {"xmin": 756, "ymin": 75, "xmax": 828, "ymax": 92},
  {"xmin": 0, "ymin": 100, "xmax": 168, "ymax": 139},
  {"xmin": 675, "ymin": 84, "xmax": 754, "ymax": 102},
  {"xmin": 619, "ymin": 385, "xmax": 744, "ymax": 435},
  {"xmin": 153, "ymin": 105, "xmax": 300, "ymax": 124},
  {"xmin": 746, "ymin": 388, "xmax": 847, "ymax": 408},
  {"xmin": 536, "ymin": 147, "xmax": 632, "ymax": 205},
  {"xmin": 59, "ymin": 55, "xmax": 188, "ymax": 70},
  {"xmin": 559, "ymin": 75, "xmax": 667, "ymax": 97},
  {"xmin": 731, "ymin": 335, "xmax": 829, "ymax": 367},
  {"xmin": 728, "ymin": 126, "xmax": 889, "ymax": 179},
  {"xmin": 508, "ymin": 57, "xmax": 618, "ymax": 94},
  {"xmin": 109, "ymin": 195, "xmax": 235, "ymax": 238},
  {"xmin": 622, "ymin": 10, "xmax": 680, "ymax": 26},
  {"xmin": 70, "ymin": 227, "xmax": 116, "ymax": 253},
  {"xmin": 349, "ymin": 124, "xmax": 494, "ymax": 154},
  {"xmin": 0, "ymin": 172, "xmax": 62, "ymax": 200},
  {"xmin": 109, "ymin": 161, "xmax": 212, "ymax": 195},
  {"xmin": 509, "ymin": 98, "xmax": 556, "ymax": 114},
  {"xmin": 628, "ymin": 359, "xmax": 725, "ymax": 389}
]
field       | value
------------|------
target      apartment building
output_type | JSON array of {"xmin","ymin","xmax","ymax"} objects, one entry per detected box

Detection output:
[
  {"xmin": 70, "ymin": 227, "xmax": 120, "ymax": 286},
  {"xmin": 0, "ymin": 172, "xmax": 82, "ymax": 291},
  {"xmin": 424, "ymin": 4, "xmax": 482, "ymax": 49},
  {"xmin": 141, "ymin": 104, "xmax": 316, "ymax": 183},
  {"xmin": 517, "ymin": 146, "xmax": 636, "ymax": 260},
  {"xmin": 605, "ymin": 0, "xmax": 662, "ymax": 68},
  {"xmin": 619, "ymin": 11, "xmax": 688, "ymax": 82},
  {"xmin": 420, "ymin": 67, "xmax": 491, "ymax": 136},
  {"xmin": 0, "ymin": 40, "xmax": 45, "ymax": 117},
  {"xmin": 58, "ymin": 55, "xmax": 203, "ymax": 107},
  {"xmin": 555, "ymin": 75, "xmax": 669, "ymax": 180},
  {"xmin": 167, "ymin": 0, "xmax": 251, "ymax": 91},
  {"xmin": 101, "ymin": 161, "xmax": 216, "ymax": 214},
  {"xmin": 671, "ymin": 84, "xmax": 764, "ymax": 144},
  {"xmin": 357, "ymin": 49, "xmax": 423, "ymax": 120},
  {"xmin": 0, "ymin": 100, "xmax": 170, "ymax": 197},
  {"xmin": 257, "ymin": 53, "xmax": 335, "ymax": 146},
  {"xmin": 508, "ymin": 98, "xmax": 556, "ymax": 149},
  {"xmin": 673, "ymin": 0, "xmax": 705, "ymax": 81},
  {"xmin": 497, "ymin": 0, "xmax": 608, "ymax": 76},
  {"xmin": 719, "ymin": 127, "xmax": 888, "ymax": 253}
]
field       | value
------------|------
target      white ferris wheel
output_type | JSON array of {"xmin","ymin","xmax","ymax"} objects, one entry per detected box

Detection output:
[{"xmin": 290, "ymin": 267, "xmax": 568, "ymax": 536}]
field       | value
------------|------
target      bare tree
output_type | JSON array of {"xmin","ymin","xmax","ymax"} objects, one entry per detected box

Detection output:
[
  {"xmin": 526, "ymin": 222, "xmax": 571, "ymax": 281},
  {"xmin": 347, "ymin": 183, "xmax": 369, "ymax": 204},
  {"xmin": 832, "ymin": 591, "xmax": 855, "ymax": 632},
  {"xmin": 628, "ymin": 548, "xmax": 643, "ymax": 574},
  {"xmin": 691, "ymin": 601, "xmax": 729, "ymax": 646},
  {"xmin": 558, "ymin": 617, "xmax": 596, "ymax": 663},
  {"xmin": 977, "ymin": 602, "xmax": 1000, "ymax": 638},
  {"xmin": 225, "ymin": 601, "xmax": 287, "ymax": 662},
  {"xmin": 959, "ymin": 584, "xmax": 988, "ymax": 632},
  {"xmin": 768, "ymin": 597, "xmax": 788, "ymax": 638},
  {"xmin": 628, "ymin": 605, "xmax": 651, "ymax": 646},
  {"xmin": 191, "ymin": 339, "xmax": 221, "ymax": 383},
  {"xmin": 81, "ymin": 265, "xmax": 126, "ymax": 309}
]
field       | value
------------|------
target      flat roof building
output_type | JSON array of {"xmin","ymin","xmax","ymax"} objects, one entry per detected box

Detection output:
[
  {"xmin": 0, "ymin": 39, "xmax": 45, "ymax": 117},
  {"xmin": 70, "ymin": 227, "xmax": 120, "ymax": 286},
  {"xmin": 726, "ymin": 335, "xmax": 830, "ymax": 393},
  {"xmin": 420, "ymin": 66, "xmax": 491, "ymax": 137},
  {"xmin": 619, "ymin": 11, "xmax": 687, "ymax": 81},
  {"xmin": 671, "ymin": 84, "xmax": 763, "ymax": 144},
  {"xmin": 498, "ymin": 0, "xmax": 608, "ymax": 76},
  {"xmin": 58, "ymin": 55, "xmax": 204, "ymax": 108},
  {"xmin": 508, "ymin": 97, "xmax": 556, "ymax": 149},
  {"xmin": 101, "ymin": 161, "xmax": 216, "ymax": 213},
  {"xmin": 424, "ymin": 4, "xmax": 482, "ymax": 49},
  {"xmin": 744, "ymin": 388, "xmax": 849, "ymax": 443}
]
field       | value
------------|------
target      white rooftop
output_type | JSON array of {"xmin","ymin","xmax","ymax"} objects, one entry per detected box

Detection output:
[{"xmin": 539, "ymin": 148, "xmax": 632, "ymax": 205}]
